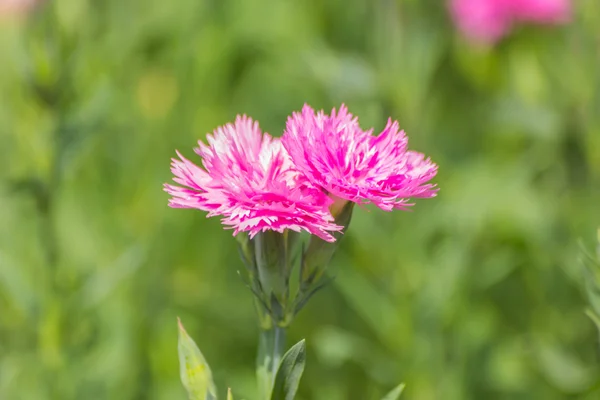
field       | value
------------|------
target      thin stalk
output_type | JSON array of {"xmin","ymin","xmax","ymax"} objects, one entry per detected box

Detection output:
[
  {"xmin": 271, "ymin": 326, "xmax": 285, "ymax": 381},
  {"xmin": 257, "ymin": 326, "xmax": 286, "ymax": 399}
]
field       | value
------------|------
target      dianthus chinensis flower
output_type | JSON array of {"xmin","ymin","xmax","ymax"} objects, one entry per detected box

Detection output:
[
  {"xmin": 0, "ymin": 0, "xmax": 42, "ymax": 17},
  {"xmin": 282, "ymin": 104, "xmax": 438, "ymax": 211},
  {"xmin": 164, "ymin": 116, "xmax": 342, "ymax": 242},
  {"xmin": 449, "ymin": 0, "xmax": 571, "ymax": 44}
]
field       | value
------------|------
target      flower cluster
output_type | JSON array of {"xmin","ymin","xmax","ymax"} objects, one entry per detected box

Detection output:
[
  {"xmin": 449, "ymin": 0, "xmax": 571, "ymax": 44},
  {"xmin": 165, "ymin": 105, "xmax": 438, "ymax": 242}
]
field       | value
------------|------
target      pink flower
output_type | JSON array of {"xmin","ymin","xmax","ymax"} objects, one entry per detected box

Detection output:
[
  {"xmin": 449, "ymin": 0, "xmax": 571, "ymax": 44},
  {"xmin": 282, "ymin": 104, "xmax": 438, "ymax": 212},
  {"xmin": 0, "ymin": 0, "xmax": 41, "ymax": 17},
  {"xmin": 512, "ymin": 0, "xmax": 571, "ymax": 23},
  {"xmin": 450, "ymin": 0, "xmax": 513, "ymax": 43},
  {"xmin": 164, "ymin": 116, "xmax": 342, "ymax": 242}
]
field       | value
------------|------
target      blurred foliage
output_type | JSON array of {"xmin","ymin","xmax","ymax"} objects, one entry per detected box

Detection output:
[
  {"xmin": 0, "ymin": 0, "xmax": 599, "ymax": 399},
  {"xmin": 582, "ymin": 231, "xmax": 600, "ymax": 344}
]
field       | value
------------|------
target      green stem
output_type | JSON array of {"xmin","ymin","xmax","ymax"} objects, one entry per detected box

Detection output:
[
  {"xmin": 257, "ymin": 326, "xmax": 286, "ymax": 399},
  {"xmin": 271, "ymin": 326, "xmax": 285, "ymax": 379}
]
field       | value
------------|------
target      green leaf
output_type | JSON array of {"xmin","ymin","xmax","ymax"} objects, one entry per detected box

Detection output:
[
  {"xmin": 381, "ymin": 383, "xmax": 405, "ymax": 400},
  {"xmin": 178, "ymin": 318, "xmax": 217, "ymax": 400},
  {"xmin": 271, "ymin": 339, "xmax": 306, "ymax": 400},
  {"xmin": 227, "ymin": 388, "xmax": 233, "ymax": 400}
]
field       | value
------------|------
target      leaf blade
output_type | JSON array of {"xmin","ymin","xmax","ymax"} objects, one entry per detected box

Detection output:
[
  {"xmin": 177, "ymin": 318, "xmax": 217, "ymax": 400},
  {"xmin": 381, "ymin": 383, "xmax": 406, "ymax": 400},
  {"xmin": 271, "ymin": 339, "xmax": 306, "ymax": 400}
]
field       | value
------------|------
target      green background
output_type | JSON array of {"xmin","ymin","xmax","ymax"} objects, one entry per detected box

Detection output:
[{"xmin": 1, "ymin": 0, "xmax": 599, "ymax": 399}]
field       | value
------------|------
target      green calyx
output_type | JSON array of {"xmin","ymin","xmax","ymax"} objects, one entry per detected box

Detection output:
[
  {"xmin": 236, "ymin": 201, "xmax": 355, "ymax": 327},
  {"xmin": 301, "ymin": 201, "xmax": 354, "ymax": 286}
]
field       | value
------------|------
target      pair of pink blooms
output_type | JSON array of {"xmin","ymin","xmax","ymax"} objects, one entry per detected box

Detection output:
[
  {"xmin": 450, "ymin": 0, "xmax": 571, "ymax": 43},
  {"xmin": 165, "ymin": 105, "xmax": 438, "ymax": 243}
]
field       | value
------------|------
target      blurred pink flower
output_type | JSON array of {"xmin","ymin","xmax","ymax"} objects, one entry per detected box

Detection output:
[
  {"xmin": 0, "ymin": 0, "xmax": 41, "ymax": 16},
  {"xmin": 449, "ymin": 0, "xmax": 571, "ymax": 43},
  {"xmin": 282, "ymin": 104, "xmax": 438, "ymax": 212},
  {"xmin": 513, "ymin": 0, "xmax": 571, "ymax": 22},
  {"xmin": 450, "ymin": 0, "xmax": 513, "ymax": 43},
  {"xmin": 164, "ymin": 116, "xmax": 342, "ymax": 242}
]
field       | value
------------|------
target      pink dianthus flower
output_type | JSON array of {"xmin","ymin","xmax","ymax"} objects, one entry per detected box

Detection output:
[
  {"xmin": 513, "ymin": 0, "xmax": 571, "ymax": 23},
  {"xmin": 282, "ymin": 104, "xmax": 438, "ymax": 212},
  {"xmin": 164, "ymin": 116, "xmax": 342, "ymax": 242},
  {"xmin": 0, "ymin": 0, "xmax": 41, "ymax": 17},
  {"xmin": 449, "ymin": 0, "xmax": 571, "ymax": 44}
]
